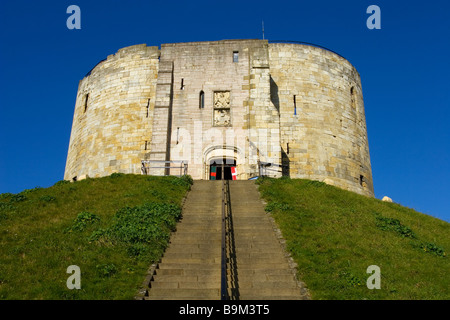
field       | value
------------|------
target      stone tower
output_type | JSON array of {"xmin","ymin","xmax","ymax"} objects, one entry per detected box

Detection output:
[{"xmin": 64, "ymin": 39, "xmax": 374, "ymax": 196}]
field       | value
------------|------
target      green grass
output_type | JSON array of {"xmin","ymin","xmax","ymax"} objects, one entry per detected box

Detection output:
[
  {"xmin": 0, "ymin": 173, "xmax": 192, "ymax": 300},
  {"xmin": 257, "ymin": 177, "xmax": 449, "ymax": 300},
  {"xmin": 1, "ymin": 174, "xmax": 448, "ymax": 300}
]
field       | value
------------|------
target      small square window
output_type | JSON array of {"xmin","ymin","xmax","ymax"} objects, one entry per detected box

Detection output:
[{"xmin": 233, "ymin": 51, "xmax": 239, "ymax": 63}]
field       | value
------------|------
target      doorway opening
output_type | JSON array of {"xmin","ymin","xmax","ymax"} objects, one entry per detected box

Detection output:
[{"xmin": 209, "ymin": 158, "xmax": 236, "ymax": 180}]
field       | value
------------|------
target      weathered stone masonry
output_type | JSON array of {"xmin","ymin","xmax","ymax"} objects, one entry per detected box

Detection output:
[{"xmin": 64, "ymin": 39, "xmax": 374, "ymax": 196}]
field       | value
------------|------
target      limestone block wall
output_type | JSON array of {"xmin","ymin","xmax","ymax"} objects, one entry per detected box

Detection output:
[
  {"xmin": 159, "ymin": 40, "xmax": 278, "ymax": 180},
  {"xmin": 269, "ymin": 43, "xmax": 374, "ymax": 196},
  {"xmin": 64, "ymin": 40, "xmax": 374, "ymax": 197},
  {"xmin": 146, "ymin": 60, "xmax": 174, "ymax": 176},
  {"xmin": 64, "ymin": 44, "xmax": 160, "ymax": 180},
  {"xmin": 248, "ymin": 41, "xmax": 281, "ymax": 174}
]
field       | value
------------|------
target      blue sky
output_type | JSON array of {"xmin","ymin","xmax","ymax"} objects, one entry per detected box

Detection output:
[{"xmin": 0, "ymin": 0, "xmax": 449, "ymax": 222}]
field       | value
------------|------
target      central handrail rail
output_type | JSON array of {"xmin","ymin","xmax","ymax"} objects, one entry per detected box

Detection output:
[{"xmin": 220, "ymin": 180, "xmax": 228, "ymax": 300}]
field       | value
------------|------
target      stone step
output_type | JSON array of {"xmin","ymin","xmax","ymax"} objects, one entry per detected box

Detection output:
[
  {"xmin": 226, "ymin": 248, "xmax": 285, "ymax": 254},
  {"xmin": 150, "ymin": 281, "xmax": 221, "ymax": 290},
  {"xmin": 230, "ymin": 241, "xmax": 281, "ymax": 246},
  {"xmin": 146, "ymin": 288, "xmax": 220, "ymax": 299},
  {"xmin": 166, "ymin": 246, "xmax": 221, "ymax": 253},
  {"xmin": 180, "ymin": 207, "xmax": 221, "ymax": 212},
  {"xmin": 229, "ymin": 218, "xmax": 272, "ymax": 223},
  {"xmin": 226, "ymin": 252, "xmax": 287, "ymax": 260},
  {"xmin": 228, "ymin": 294, "xmax": 304, "ymax": 300},
  {"xmin": 154, "ymin": 269, "xmax": 221, "ymax": 276},
  {"xmin": 160, "ymin": 257, "xmax": 221, "ymax": 264},
  {"xmin": 227, "ymin": 268, "xmax": 294, "ymax": 276},
  {"xmin": 231, "ymin": 237, "xmax": 279, "ymax": 243},
  {"xmin": 232, "ymin": 231, "xmax": 277, "ymax": 236},
  {"xmin": 231, "ymin": 214, "xmax": 271, "ymax": 218},
  {"xmin": 231, "ymin": 226, "xmax": 275, "ymax": 231},
  {"xmin": 152, "ymin": 275, "xmax": 220, "ymax": 282},
  {"xmin": 176, "ymin": 220, "xmax": 221, "ymax": 225},
  {"xmin": 169, "ymin": 232, "xmax": 221, "ymax": 238},
  {"xmin": 231, "ymin": 244, "xmax": 283, "ymax": 251},
  {"xmin": 157, "ymin": 263, "xmax": 220, "ymax": 270},
  {"xmin": 163, "ymin": 252, "xmax": 221, "ymax": 259},
  {"xmin": 172, "ymin": 223, "xmax": 222, "ymax": 234},
  {"xmin": 232, "ymin": 288, "xmax": 303, "ymax": 297},
  {"xmin": 228, "ymin": 257, "xmax": 290, "ymax": 265},
  {"xmin": 226, "ymin": 273, "xmax": 296, "ymax": 282},
  {"xmin": 226, "ymin": 280, "xmax": 299, "ymax": 289},
  {"xmin": 230, "ymin": 207, "xmax": 266, "ymax": 211},
  {"xmin": 172, "ymin": 229, "xmax": 221, "ymax": 234},
  {"xmin": 229, "ymin": 263, "xmax": 290, "ymax": 270},
  {"xmin": 229, "ymin": 201, "xmax": 264, "ymax": 205},
  {"xmin": 170, "ymin": 231, "xmax": 222, "ymax": 237},
  {"xmin": 145, "ymin": 296, "xmax": 218, "ymax": 301},
  {"xmin": 173, "ymin": 229, "xmax": 221, "ymax": 234},
  {"xmin": 169, "ymin": 238, "xmax": 221, "ymax": 244},
  {"xmin": 166, "ymin": 243, "xmax": 221, "ymax": 250},
  {"xmin": 177, "ymin": 217, "xmax": 220, "ymax": 221}
]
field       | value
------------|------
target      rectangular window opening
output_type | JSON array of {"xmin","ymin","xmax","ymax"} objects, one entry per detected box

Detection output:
[{"xmin": 233, "ymin": 51, "xmax": 239, "ymax": 63}]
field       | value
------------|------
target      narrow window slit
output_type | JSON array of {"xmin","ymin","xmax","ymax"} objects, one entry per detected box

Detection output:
[
  {"xmin": 293, "ymin": 95, "xmax": 297, "ymax": 115},
  {"xmin": 351, "ymin": 86, "xmax": 357, "ymax": 109},
  {"xmin": 84, "ymin": 93, "xmax": 89, "ymax": 113},
  {"xmin": 199, "ymin": 90, "xmax": 205, "ymax": 109}
]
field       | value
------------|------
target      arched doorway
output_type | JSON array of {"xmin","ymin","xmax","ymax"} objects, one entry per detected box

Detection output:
[
  {"xmin": 209, "ymin": 158, "xmax": 236, "ymax": 180},
  {"xmin": 203, "ymin": 145, "xmax": 242, "ymax": 180}
]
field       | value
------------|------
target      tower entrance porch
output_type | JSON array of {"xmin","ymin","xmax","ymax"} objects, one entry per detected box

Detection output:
[{"xmin": 209, "ymin": 158, "xmax": 236, "ymax": 180}]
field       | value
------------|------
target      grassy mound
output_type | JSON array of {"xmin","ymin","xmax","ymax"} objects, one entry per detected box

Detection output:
[
  {"xmin": 257, "ymin": 177, "xmax": 449, "ymax": 300},
  {"xmin": 0, "ymin": 174, "xmax": 192, "ymax": 299},
  {"xmin": 1, "ymin": 174, "xmax": 447, "ymax": 300}
]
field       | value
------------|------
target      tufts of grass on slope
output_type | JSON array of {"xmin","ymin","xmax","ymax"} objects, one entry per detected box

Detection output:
[
  {"xmin": 0, "ymin": 174, "xmax": 192, "ymax": 300},
  {"xmin": 257, "ymin": 177, "xmax": 449, "ymax": 300}
]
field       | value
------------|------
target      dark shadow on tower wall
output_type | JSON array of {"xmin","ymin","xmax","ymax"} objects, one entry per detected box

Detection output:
[{"xmin": 270, "ymin": 76, "xmax": 280, "ymax": 114}]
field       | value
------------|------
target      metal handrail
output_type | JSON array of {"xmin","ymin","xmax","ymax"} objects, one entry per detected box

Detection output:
[
  {"xmin": 220, "ymin": 180, "xmax": 228, "ymax": 300},
  {"xmin": 258, "ymin": 161, "xmax": 288, "ymax": 177},
  {"xmin": 141, "ymin": 160, "xmax": 188, "ymax": 176}
]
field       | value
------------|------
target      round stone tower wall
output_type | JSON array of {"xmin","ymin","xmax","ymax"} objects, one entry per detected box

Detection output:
[
  {"xmin": 64, "ymin": 44, "xmax": 160, "ymax": 180},
  {"xmin": 64, "ymin": 40, "xmax": 374, "ymax": 197},
  {"xmin": 269, "ymin": 43, "xmax": 374, "ymax": 196}
]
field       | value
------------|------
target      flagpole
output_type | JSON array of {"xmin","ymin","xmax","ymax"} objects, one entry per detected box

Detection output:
[{"xmin": 262, "ymin": 20, "xmax": 265, "ymax": 40}]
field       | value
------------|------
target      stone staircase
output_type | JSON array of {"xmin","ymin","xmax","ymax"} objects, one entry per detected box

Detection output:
[
  {"xmin": 145, "ymin": 180, "xmax": 222, "ymax": 300},
  {"xmin": 144, "ymin": 180, "xmax": 308, "ymax": 300},
  {"xmin": 227, "ymin": 180, "xmax": 307, "ymax": 300}
]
